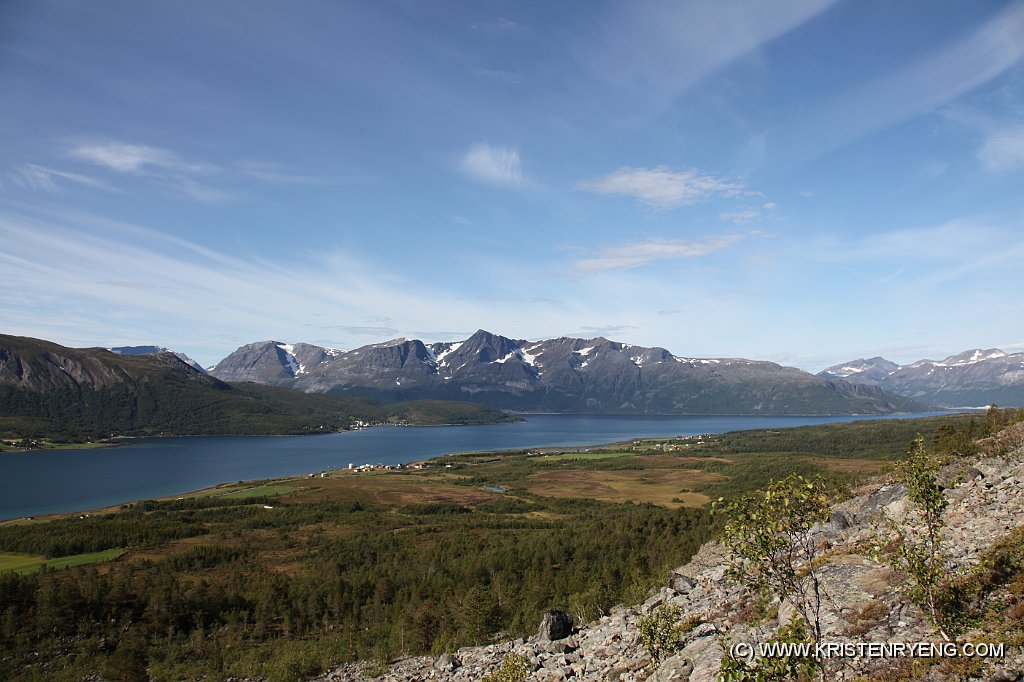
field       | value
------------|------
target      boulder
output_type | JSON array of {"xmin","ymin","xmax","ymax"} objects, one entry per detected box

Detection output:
[
  {"xmin": 435, "ymin": 653, "xmax": 460, "ymax": 671},
  {"xmin": 538, "ymin": 610, "xmax": 574, "ymax": 641},
  {"xmin": 650, "ymin": 654, "xmax": 693, "ymax": 682},
  {"xmin": 669, "ymin": 573, "xmax": 697, "ymax": 594}
]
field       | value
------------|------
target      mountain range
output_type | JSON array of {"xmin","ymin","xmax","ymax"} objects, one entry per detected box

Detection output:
[
  {"xmin": 207, "ymin": 330, "xmax": 922, "ymax": 415},
  {"xmin": 0, "ymin": 334, "xmax": 513, "ymax": 439},
  {"xmin": 819, "ymin": 348, "xmax": 1024, "ymax": 407}
]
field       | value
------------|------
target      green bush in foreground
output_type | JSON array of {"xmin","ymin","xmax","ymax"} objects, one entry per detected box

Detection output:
[
  {"xmin": 481, "ymin": 653, "xmax": 530, "ymax": 682},
  {"xmin": 716, "ymin": 475, "xmax": 832, "ymax": 643}
]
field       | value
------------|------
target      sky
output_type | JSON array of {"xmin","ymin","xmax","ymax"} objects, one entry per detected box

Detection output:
[{"xmin": 2, "ymin": 0, "xmax": 1023, "ymax": 372}]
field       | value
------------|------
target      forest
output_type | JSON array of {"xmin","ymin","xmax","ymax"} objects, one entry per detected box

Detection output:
[{"xmin": 0, "ymin": 409, "xmax": 1019, "ymax": 682}]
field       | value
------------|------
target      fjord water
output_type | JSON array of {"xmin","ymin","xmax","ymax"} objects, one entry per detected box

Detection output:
[{"xmin": 0, "ymin": 412, "xmax": 947, "ymax": 521}]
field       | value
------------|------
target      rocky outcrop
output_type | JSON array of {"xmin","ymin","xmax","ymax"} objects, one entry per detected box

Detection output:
[{"xmin": 312, "ymin": 433, "xmax": 1024, "ymax": 682}]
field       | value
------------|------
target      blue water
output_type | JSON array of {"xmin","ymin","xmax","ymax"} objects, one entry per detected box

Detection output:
[{"xmin": 0, "ymin": 412, "xmax": 949, "ymax": 520}]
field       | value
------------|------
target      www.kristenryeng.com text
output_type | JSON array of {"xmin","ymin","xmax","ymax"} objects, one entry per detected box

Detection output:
[{"xmin": 729, "ymin": 640, "xmax": 1006, "ymax": 662}]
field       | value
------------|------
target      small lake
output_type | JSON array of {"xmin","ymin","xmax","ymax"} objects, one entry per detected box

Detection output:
[{"xmin": 0, "ymin": 412, "xmax": 951, "ymax": 520}]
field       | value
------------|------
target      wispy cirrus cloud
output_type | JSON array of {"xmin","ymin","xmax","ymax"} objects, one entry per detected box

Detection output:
[
  {"xmin": 9, "ymin": 140, "xmax": 364, "ymax": 203},
  {"xmin": 69, "ymin": 142, "xmax": 214, "ymax": 175},
  {"xmin": 789, "ymin": 1, "xmax": 1024, "ymax": 163},
  {"xmin": 719, "ymin": 202, "xmax": 776, "ymax": 225},
  {"xmin": 320, "ymin": 324, "xmax": 400, "ymax": 336},
  {"xmin": 802, "ymin": 217, "xmax": 1024, "ymax": 291},
  {"xmin": 977, "ymin": 124, "xmax": 1024, "ymax": 172},
  {"xmin": 10, "ymin": 164, "xmax": 118, "ymax": 193},
  {"xmin": 573, "ymin": 0, "xmax": 839, "ymax": 112},
  {"xmin": 576, "ymin": 324, "xmax": 638, "ymax": 336},
  {"xmin": 459, "ymin": 143, "xmax": 524, "ymax": 187},
  {"xmin": 0, "ymin": 208, "xmax": 597, "ymax": 364},
  {"xmin": 573, "ymin": 234, "xmax": 745, "ymax": 272},
  {"xmin": 577, "ymin": 167, "xmax": 744, "ymax": 210},
  {"xmin": 236, "ymin": 160, "xmax": 370, "ymax": 186},
  {"xmin": 65, "ymin": 141, "xmax": 228, "ymax": 202}
]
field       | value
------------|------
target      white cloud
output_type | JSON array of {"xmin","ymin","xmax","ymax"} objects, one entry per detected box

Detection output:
[
  {"xmin": 577, "ymin": 167, "xmax": 744, "ymax": 210},
  {"xmin": 978, "ymin": 124, "xmax": 1024, "ymax": 172},
  {"xmin": 719, "ymin": 208, "xmax": 761, "ymax": 225},
  {"xmin": 459, "ymin": 143, "xmax": 524, "ymax": 186},
  {"xmin": 574, "ymin": 235, "xmax": 745, "ymax": 272},
  {"xmin": 47, "ymin": 140, "xmax": 358, "ymax": 202},
  {"xmin": 10, "ymin": 164, "xmax": 117, "ymax": 193},
  {"xmin": 69, "ymin": 142, "xmax": 210, "ymax": 174}
]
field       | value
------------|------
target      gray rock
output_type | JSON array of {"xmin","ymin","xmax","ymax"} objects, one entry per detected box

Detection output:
[
  {"xmin": 669, "ymin": 573, "xmax": 697, "ymax": 594},
  {"xmin": 649, "ymin": 655, "xmax": 693, "ymax": 682},
  {"xmin": 830, "ymin": 509, "xmax": 853, "ymax": 530},
  {"xmin": 538, "ymin": 610, "xmax": 574, "ymax": 641},
  {"xmin": 436, "ymin": 653, "xmax": 460, "ymax": 671},
  {"xmin": 991, "ymin": 668, "xmax": 1023, "ymax": 682}
]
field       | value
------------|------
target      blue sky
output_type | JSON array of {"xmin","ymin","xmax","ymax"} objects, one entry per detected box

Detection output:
[{"xmin": 2, "ymin": 0, "xmax": 1023, "ymax": 371}]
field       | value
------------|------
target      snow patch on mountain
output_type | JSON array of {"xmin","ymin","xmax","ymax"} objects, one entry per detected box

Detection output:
[
  {"xmin": 937, "ymin": 349, "xmax": 1007, "ymax": 367},
  {"xmin": 275, "ymin": 342, "xmax": 300, "ymax": 376},
  {"xmin": 434, "ymin": 342, "xmax": 463, "ymax": 368}
]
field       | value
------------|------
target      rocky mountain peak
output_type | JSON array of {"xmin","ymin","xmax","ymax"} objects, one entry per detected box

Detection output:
[
  {"xmin": 939, "ymin": 348, "xmax": 1007, "ymax": 367},
  {"xmin": 208, "ymin": 331, "xmax": 925, "ymax": 414}
]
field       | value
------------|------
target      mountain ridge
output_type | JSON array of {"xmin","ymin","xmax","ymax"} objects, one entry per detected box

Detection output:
[
  {"xmin": 210, "ymin": 330, "xmax": 923, "ymax": 416},
  {"xmin": 0, "ymin": 334, "xmax": 516, "ymax": 439},
  {"xmin": 819, "ymin": 347, "xmax": 1024, "ymax": 407}
]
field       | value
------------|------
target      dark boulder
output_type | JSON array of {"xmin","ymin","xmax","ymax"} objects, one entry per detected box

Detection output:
[{"xmin": 537, "ymin": 610, "xmax": 573, "ymax": 641}]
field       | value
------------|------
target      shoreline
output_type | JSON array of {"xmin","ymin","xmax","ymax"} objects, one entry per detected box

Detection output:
[
  {"xmin": 0, "ymin": 410, "xmax": 973, "ymax": 525},
  {"xmin": 0, "ymin": 407, "xmax": 970, "ymax": 455}
]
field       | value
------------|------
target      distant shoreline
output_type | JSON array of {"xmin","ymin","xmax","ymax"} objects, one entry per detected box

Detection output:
[{"xmin": 0, "ymin": 410, "xmax": 976, "ymax": 524}]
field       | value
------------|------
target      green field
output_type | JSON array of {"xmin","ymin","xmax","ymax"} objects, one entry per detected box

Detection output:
[
  {"xmin": 0, "ymin": 548, "xmax": 125, "ymax": 574},
  {"xmin": 539, "ymin": 450, "xmax": 633, "ymax": 461},
  {"xmin": 221, "ymin": 484, "xmax": 299, "ymax": 499}
]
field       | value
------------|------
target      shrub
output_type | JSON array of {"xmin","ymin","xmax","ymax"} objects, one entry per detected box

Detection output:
[
  {"xmin": 873, "ymin": 436, "xmax": 952, "ymax": 641},
  {"xmin": 481, "ymin": 653, "xmax": 530, "ymax": 682},
  {"xmin": 716, "ymin": 474, "xmax": 832, "ymax": 642},
  {"xmin": 638, "ymin": 604, "xmax": 692, "ymax": 664}
]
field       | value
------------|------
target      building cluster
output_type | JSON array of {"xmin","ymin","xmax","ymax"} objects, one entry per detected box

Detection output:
[{"xmin": 348, "ymin": 462, "xmax": 409, "ymax": 472}]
